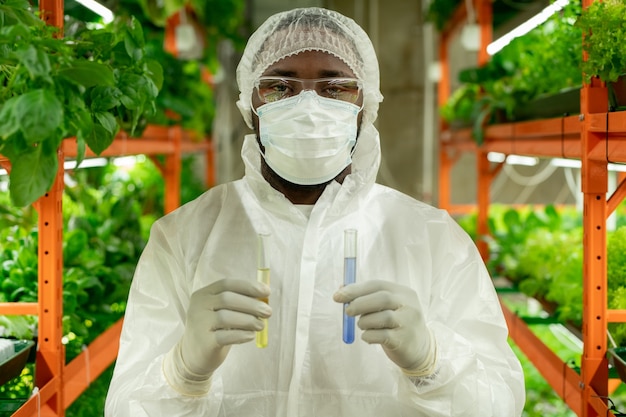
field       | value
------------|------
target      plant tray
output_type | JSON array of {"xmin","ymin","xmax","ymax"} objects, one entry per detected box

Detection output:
[
  {"xmin": 608, "ymin": 347, "xmax": 626, "ymax": 383},
  {"xmin": 0, "ymin": 339, "xmax": 35, "ymax": 386},
  {"xmin": 0, "ymin": 399, "xmax": 28, "ymax": 417},
  {"xmin": 512, "ymin": 87, "xmax": 580, "ymax": 122}
]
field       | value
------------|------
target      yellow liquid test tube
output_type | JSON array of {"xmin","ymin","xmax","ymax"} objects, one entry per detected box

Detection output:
[{"xmin": 256, "ymin": 233, "xmax": 271, "ymax": 348}]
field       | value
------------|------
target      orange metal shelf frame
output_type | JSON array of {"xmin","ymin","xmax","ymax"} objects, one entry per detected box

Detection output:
[
  {"xmin": 0, "ymin": 126, "xmax": 213, "ymax": 417},
  {"xmin": 437, "ymin": 0, "xmax": 626, "ymax": 416},
  {"xmin": 1, "ymin": 3, "xmax": 215, "ymax": 417}
]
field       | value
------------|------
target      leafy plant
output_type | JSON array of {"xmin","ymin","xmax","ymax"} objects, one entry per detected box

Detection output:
[
  {"xmin": 0, "ymin": 159, "xmax": 158, "ymax": 376},
  {"xmin": 0, "ymin": 1, "xmax": 162, "ymax": 207},
  {"xmin": 576, "ymin": 0, "xmax": 626, "ymax": 84},
  {"xmin": 0, "ymin": 155, "xmax": 207, "ymax": 406},
  {"xmin": 442, "ymin": 1, "xmax": 583, "ymax": 143},
  {"xmin": 517, "ymin": 228, "xmax": 583, "ymax": 325},
  {"xmin": 145, "ymin": 42, "xmax": 216, "ymax": 136},
  {"xmin": 131, "ymin": 0, "xmax": 245, "ymax": 44},
  {"xmin": 439, "ymin": 83, "xmax": 481, "ymax": 127},
  {"xmin": 0, "ymin": 225, "xmax": 38, "ymax": 304},
  {"xmin": 608, "ymin": 228, "xmax": 626, "ymax": 346},
  {"xmin": 484, "ymin": 205, "xmax": 566, "ymax": 279},
  {"xmin": 459, "ymin": 205, "xmax": 626, "ymax": 346},
  {"xmin": 424, "ymin": 0, "xmax": 461, "ymax": 31}
]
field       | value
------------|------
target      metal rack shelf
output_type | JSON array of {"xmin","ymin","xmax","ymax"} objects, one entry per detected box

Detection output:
[
  {"xmin": 0, "ymin": 126, "xmax": 213, "ymax": 416},
  {"xmin": 437, "ymin": 0, "xmax": 626, "ymax": 416},
  {"xmin": 0, "ymin": 3, "xmax": 214, "ymax": 416}
]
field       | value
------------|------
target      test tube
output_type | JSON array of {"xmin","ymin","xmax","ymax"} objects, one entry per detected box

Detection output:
[
  {"xmin": 256, "ymin": 233, "xmax": 271, "ymax": 348},
  {"xmin": 343, "ymin": 229, "xmax": 357, "ymax": 344}
]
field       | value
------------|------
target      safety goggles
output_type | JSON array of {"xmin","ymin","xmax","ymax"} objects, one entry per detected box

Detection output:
[{"xmin": 254, "ymin": 76, "xmax": 362, "ymax": 104}]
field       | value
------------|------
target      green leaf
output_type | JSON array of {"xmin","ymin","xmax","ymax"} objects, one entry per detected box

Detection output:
[
  {"xmin": 118, "ymin": 73, "xmax": 158, "ymax": 110},
  {"xmin": 0, "ymin": 315, "xmax": 35, "ymax": 339},
  {"xmin": 75, "ymin": 136, "xmax": 86, "ymax": 167},
  {"xmin": 119, "ymin": 83, "xmax": 140, "ymax": 110},
  {"xmin": 124, "ymin": 16, "xmax": 144, "ymax": 61},
  {"xmin": 0, "ymin": 0, "xmax": 43, "ymax": 27},
  {"xmin": 0, "ymin": 96, "xmax": 20, "ymax": 139},
  {"xmin": 85, "ymin": 123, "xmax": 116, "ymax": 155},
  {"xmin": 14, "ymin": 44, "xmax": 52, "ymax": 80},
  {"xmin": 9, "ymin": 140, "xmax": 59, "ymax": 207},
  {"xmin": 90, "ymin": 86, "xmax": 122, "ymax": 112},
  {"xmin": 71, "ymin": 108, "xmax": 92, "ymax": 166},
  {"xmin": 64, "ymin": 229, "xmax": 88, "ymax": 264},
  {"xmin": 146, "ymin": 58, "xmax": 164, "ymax": 91},
  {"xmin": 14, "ymin": 89, "xmax": 63, "ymax": 143},
  {"xmin": 57, "ymin": 61, "xmax": 115, "ymax": 88},
  {"xmin": 94, "ymin": 111, "xmax": 118, "ymax": 135},
  {"xmin": 70, "ymin": 106, "xmax": 94, "ymax": 138},
  {"xmin": 0, "ymin": 23, "xmax": 30, "ymax": 43}
]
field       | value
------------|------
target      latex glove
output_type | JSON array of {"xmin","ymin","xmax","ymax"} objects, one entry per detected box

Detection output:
[
  {"xmin": 333, "ymin": 280, "xmax": 436, "ymax": 377},
  {"xmin": 163, "ymin": 278, "xmax": 271, "ymax": 395}
]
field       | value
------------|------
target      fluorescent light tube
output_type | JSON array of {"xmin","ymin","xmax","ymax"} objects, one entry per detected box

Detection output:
[
  {"xmin": 487, "ymin": 0, "xmax": 569, "ymax": 55},
  {"xmin": 73, "ymin": 0, "xmax": 114, "ymax": 24}
]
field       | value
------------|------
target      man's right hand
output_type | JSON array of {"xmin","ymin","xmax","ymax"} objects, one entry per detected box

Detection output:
[{"xmin": 164, "ymin": 278, "xmax": 271, "ymax": 395}]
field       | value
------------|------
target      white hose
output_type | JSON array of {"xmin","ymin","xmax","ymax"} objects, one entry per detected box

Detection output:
[{"xmin": 502, "ymin": 159, "xmax": 559, "ymax": 187}]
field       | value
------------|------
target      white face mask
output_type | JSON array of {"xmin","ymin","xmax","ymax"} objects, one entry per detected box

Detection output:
[{"xmin": 255, "ymin": 91, "xmax": 360, "ymax": 185}]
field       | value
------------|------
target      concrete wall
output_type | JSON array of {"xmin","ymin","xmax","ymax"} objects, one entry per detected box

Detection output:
[{"xmin": 328, "ymin": 0, "xmax": 429, "ymax": 201}]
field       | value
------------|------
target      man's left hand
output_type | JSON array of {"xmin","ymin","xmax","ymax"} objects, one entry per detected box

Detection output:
[{"xmin": 333, "ymin": 280, "xmax": 436, "ymax": 375}]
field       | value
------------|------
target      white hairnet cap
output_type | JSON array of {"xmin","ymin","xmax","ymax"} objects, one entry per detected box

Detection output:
[{"xmin": 236, "ymin": 7, "xmax": 384, "ymax": 129}]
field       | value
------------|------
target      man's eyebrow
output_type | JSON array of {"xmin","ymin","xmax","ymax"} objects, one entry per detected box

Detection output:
[
  {"xmin": 319, "ymin": 69, "xmax": 353, "ymax": 78},
  {"xmin": 263, "ymin": 69, "xmax": 355, "ymax": 78},
  {"xmin": 264, "ymin": 69, "xmax": 297, "ymax": 77}
]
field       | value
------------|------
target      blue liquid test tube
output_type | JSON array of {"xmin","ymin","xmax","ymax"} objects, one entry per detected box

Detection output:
[{"xmin": 343, "ymin": 229, "xmax": 357, "ymax": 344}]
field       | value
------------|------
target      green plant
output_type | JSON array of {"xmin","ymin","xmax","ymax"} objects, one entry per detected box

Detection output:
[
  {"xmin": 484, "ymin": 205, "xmax": 566, "ymax": 278},
  {"xmin": 145, "ymin": 43, "xmax": 216, "ymax": 136},
  {"xmin": 459, "ymin": 206, "xmax": 626, "ymax": 411},
  {"xmin": 439, "ymin": 83, "xmax": 481, "ymax": 127},
  {"xmin": 0, "ymin": 160, "xmax": 159, "ymax": 401},
  {"xmin": 0, "ymin": 154, "xmax": 206, "ymax": 408},
  {"xmin": 0, "ymin": 1, "xmax": 162, "ymax": 207},
  {"xmin": 424, "ymin": 0, "xmax": 461, "ymax": 31},
  {"xmin": 0, "ymin": 225, "xmax": 38, "ymax": 304},
  {"xmin": 576, "ymin": 0, "xmax": 626, "ymax": 84},
  {"xmin": 608, "ymin": 227, "xmax": 626, "ymax": 346},
  {"xmin": 132, "ymin": 0, "xmax": 245, "ymax": 43},
  {"xmin": 517, "ymin": 228, "xmax": 583, "ymax": 325},
  {"xmin": 458, "ymin": 205, "xmax": 626, "ymax": 346},
  {"xmin": 445, "ymin": 1, "xmax": 582, "ymax": 143}
]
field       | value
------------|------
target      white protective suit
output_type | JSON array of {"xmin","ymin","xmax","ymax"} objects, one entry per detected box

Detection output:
[
  {"xmin": 105, "ymin": 129, "xmax": 525, "ymax": 416},
  {"xmin": 105, "ymin": 7, "xmax": 525, "ymax": 417}
]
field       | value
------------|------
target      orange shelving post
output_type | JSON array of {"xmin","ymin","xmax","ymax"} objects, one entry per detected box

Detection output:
[
  {"xmin": 161, "ymin": 10, "xmax": 215, "ymax": 207},
  {"xmin": 580, "ymin": 0, "xmax": 611, "ymax": 412},
  {"xmin": 476, "ymin": 154, "xmax": 503, "ymax": 259},
  {"xmin": 580, "ymin": 69, "xmax": 610, "ymax": 417},
  {"xmin": 580, "ymin": 147, "xmax": 609, "ymax": 417},
  {"xmin": 437, "ymin": 19, "xmax": 452, "ymax": 212},
  {"xmin": 33, "ymin": 152, "xmax": 66, "ymax": 417},
  {"xmin": 205, "ymin": 140, "xmax": 216, "ymax": 188},
  {"xmin": 437, "ymin": 0, "xmax": 492, "ymax": 225},
  {"xmin": 164, "ymin": 126, "xmax": 183, "ymax": 214},
  {"xmin": 39, "ymin": 0, "xmax": 63, "ymax": 28},
  {"xmin": 474, "ymin": 0, "xmax": 493, "ymax": 259},
  {"xmin": 26, "ymin": 1, "xmax": 66, "ymax": 416}
]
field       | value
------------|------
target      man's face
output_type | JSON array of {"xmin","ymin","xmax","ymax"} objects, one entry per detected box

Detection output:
[{"xmin": 251, "ymin": 50, "xmax": 364, "ymax": 139}]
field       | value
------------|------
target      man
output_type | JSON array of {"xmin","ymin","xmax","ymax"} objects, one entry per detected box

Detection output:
[{"xmin": 105, "ymin": 7, "xmax": 525, "ymax": 416}]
